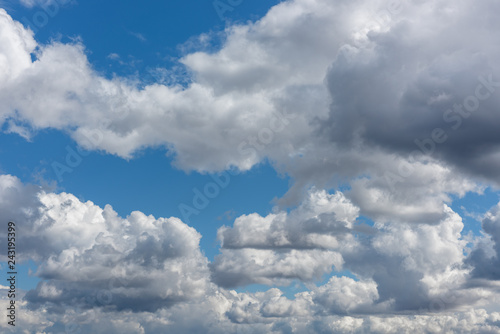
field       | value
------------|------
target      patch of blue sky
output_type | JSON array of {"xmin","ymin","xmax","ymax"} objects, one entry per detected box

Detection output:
[
  {"xmin": 1, "ymin": 259, "xmax": 40, "ymax": 291},
  {"xmin": 450, "ymin": 187, "xmax": 500, "ymax": 236},
  {"xmin": 238, "ymin": 270, "xmax": 360, "ymax": 300},
  {"xmin": 9, "ymin": 0, "xmax": 284, "ymax": 83},
  {"xmin": 0, "ymin": 130, "xmax": 290, "ymax": 261}
]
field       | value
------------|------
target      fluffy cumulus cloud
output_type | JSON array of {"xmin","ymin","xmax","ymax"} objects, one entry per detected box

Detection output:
[
  {"xmin": 212, "ymin": 188, "xmax": 497, "ymax": 315},
  {"xmin": 2, "ymin": 0, "xmax": 500, "ymax": 332},
  {"xmin": 468, "ymin": 203, "xmax": 500, "ymax": 280},
  {"xmin": 0, "ymin": 0, "xmax": 500, "ymax": 183},
  {"xmin": 1, "ymin": 174, "xmax": 500, "ymax": 333},
  {"xmin": 0, "ymin": 2, "xmax": 334, "ymax": 172},
  {"xmin": 346, "ymin": 159, "xmax": 481, "ymax": 223},
  {"xmin": 1, "ymin": 0, "xmax": 500, "ymax": 191},
  {"xmin": 0, "ymin": 174, "xmax": 209, "ymax": 314},
  {"xmin": 212, "ymin": 190, "xmax": 357, "ymax": 287}
]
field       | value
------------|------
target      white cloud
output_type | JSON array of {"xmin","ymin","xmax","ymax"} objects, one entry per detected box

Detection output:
[
  {"xmin": 347, "ymin": 159, "xmax": 482, "ymax": 223},
  {"xmin": 0, "ymin": 2, "xmax": 335, "ymax": 172},
  {"xmin": 0, "ymin": 174, "xmax": 209, "ymax": 313},
  {"xmin": 312, "ymin": 276, "xmax": 381, "ymax": 314},
  {"xmin": 2, "ymin": 0, "xmax": 500, "ymax": 331},
  {"xmin": 0, "ymin": 175, "xmax": 499, "ymax": 332},
  {"xmin": 212, "ymin": 190, "xmax": 357, "ymax": 287},
  {"xmin": 1, "ymin": 0, "xmax": 500, "ymax": 189},
  {"xmin": 212, "ymin": 187, "xmax": 498, "ymax": 314},
  {"xmin": 18, "ymin": 0, "xmax": 68, "ymax": 9}
]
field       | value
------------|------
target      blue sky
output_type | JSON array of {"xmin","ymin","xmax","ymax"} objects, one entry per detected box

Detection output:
[
  {"xmin": 2, "ymin": 0, "xmax": 500, "ymax": 333},
  {"xmin": 8, "ymin": 0, "xmax": 282, "ymax": 80},
  {"xmin": 0, "ymin": 129, "xmax": 290, "ymax": 264},
  {"xmin": 1, "ymin": 0, "xmax": 288, "ymax": 287},
  {"xmin": 0, "ymin": 0, "xmax": 287, "ymax": 302}
]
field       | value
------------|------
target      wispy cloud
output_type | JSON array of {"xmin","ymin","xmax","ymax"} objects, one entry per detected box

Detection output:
[{"xmin": 127, "ymin": 29, "xmax": 147, "ymax": 42}]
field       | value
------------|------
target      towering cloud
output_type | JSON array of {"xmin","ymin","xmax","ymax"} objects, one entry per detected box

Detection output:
[{"xmin": 0, "ymin": 175, "xmax": 209, "ymax": 313}]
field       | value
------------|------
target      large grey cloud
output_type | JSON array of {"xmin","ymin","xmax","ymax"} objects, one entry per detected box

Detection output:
[
  {"xmin": 322, "ymin": 0, "xmax": 500, "ymax": 184},
  {"xmin": 211, "ymin": 187, "xmax": 497, "ymax": 314},
  {"xmin": 467, "ymin": 203, "xmax": 500, "ymax": 281},
  {"xmin": 0, "ymin": 0, "xmax": 493, "ymax": 216}
]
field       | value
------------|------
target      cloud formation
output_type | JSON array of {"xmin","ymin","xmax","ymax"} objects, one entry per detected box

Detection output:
[
  {"xmin": 2, "ymin": 0, "xmax": 500, "ymax": 332},
  {"xmin": 1, "ymin": 175, "xmax": 500, "ymax": 332},
  {"xmin": 0, "ymin": 174, "xmax": 209, "ymax": 313},
  {"xmin": 1, "ymin": 0, "xmax": 500, "ymax": 187},
  {"xmin": 468, "ymin": 203, "xmax": 500, "ymax": 280},
  {"xmin": 212, "ymin": 190, "xmax": 356, "ymax": 287}
]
